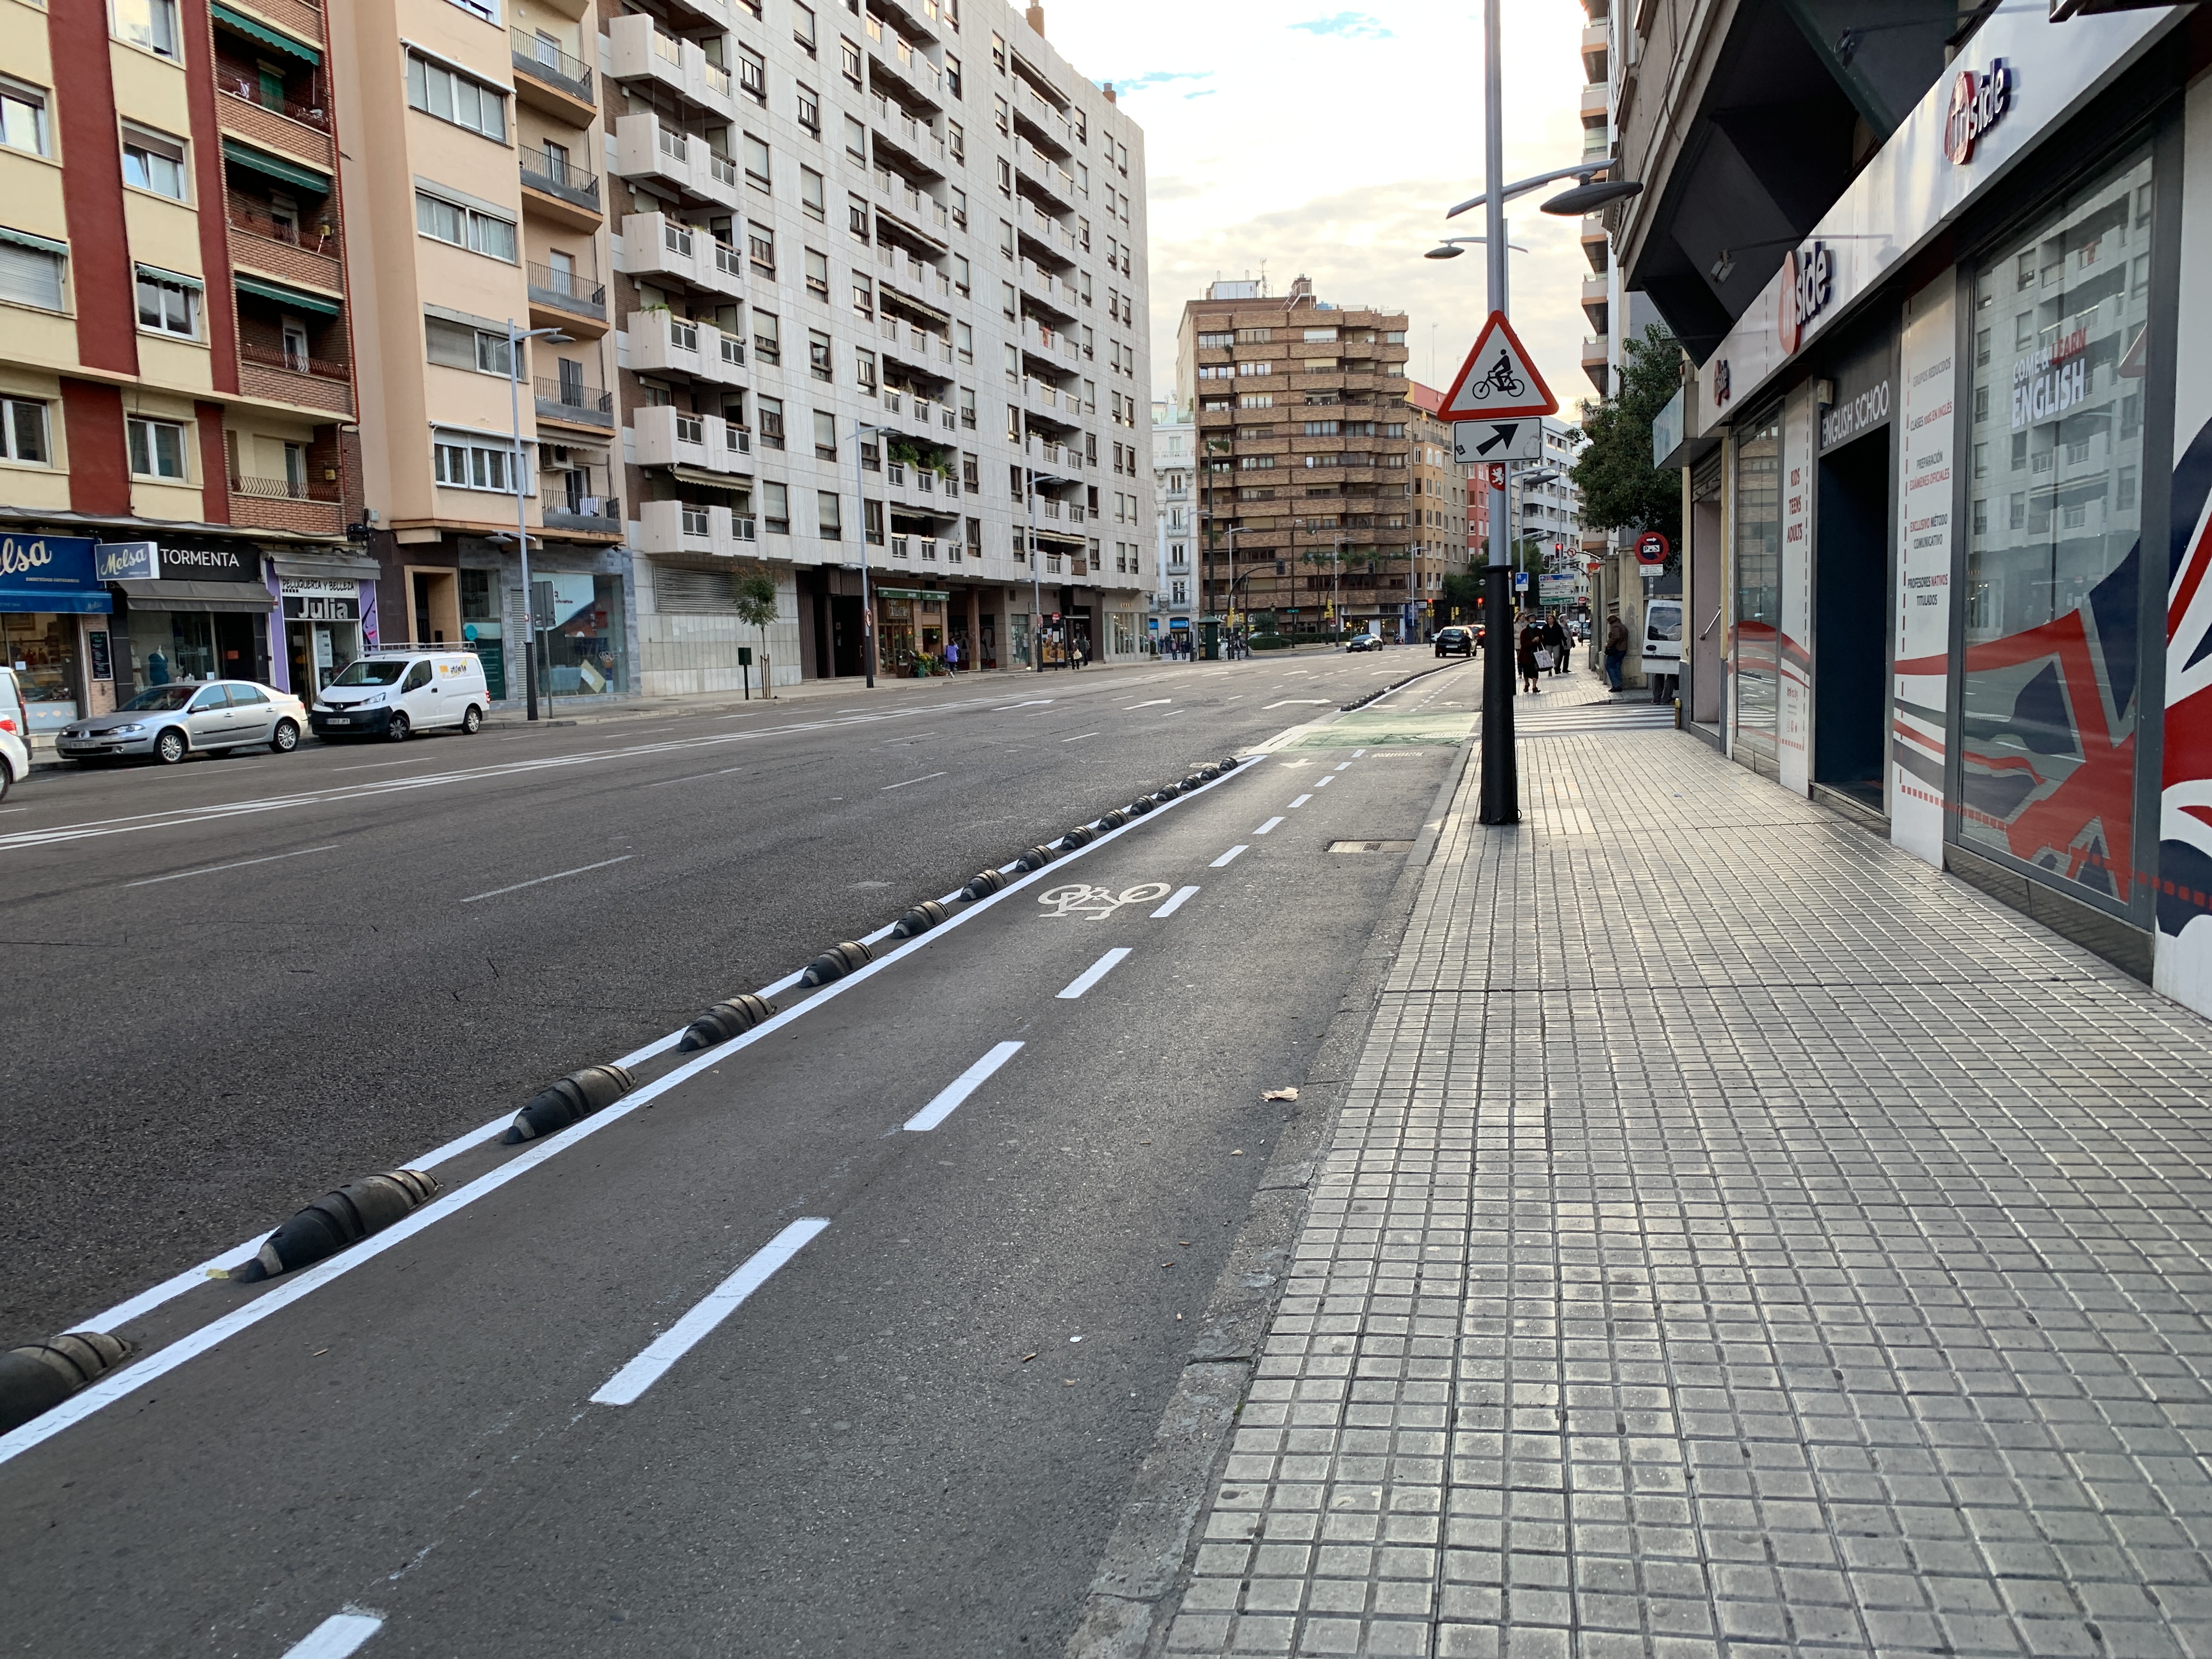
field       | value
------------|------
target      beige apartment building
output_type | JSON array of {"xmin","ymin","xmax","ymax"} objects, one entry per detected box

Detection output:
[{"xmin": 1174, "ymin": 278, "xmax": 1430, "ymax": 642}]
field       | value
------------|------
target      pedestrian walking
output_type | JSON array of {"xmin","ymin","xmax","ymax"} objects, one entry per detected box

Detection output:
[
  {"xmin": 1518, "ymin": 619, "xmax": 1543, "ymax": 695},
  {"xmin": 1603, "ymin": 612, "xmax": 1629, "ymax": 692},
  {"xmin": 945, "ymin": 638, "xmax": 960, "ymax": 673}
]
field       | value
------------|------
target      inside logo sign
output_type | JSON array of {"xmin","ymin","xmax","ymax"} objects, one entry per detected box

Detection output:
[
  {"xmin": 1779, "ymin": 241, "xmax": 1832, "ymax": 356},
  {"xmin": 1945, "ymin": 58, "xmax": 2011, "ymax": 166}
]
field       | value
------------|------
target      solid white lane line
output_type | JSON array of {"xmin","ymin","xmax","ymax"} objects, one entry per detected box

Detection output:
[
  {"xmin": 905, "ymin": 1040, "xmax": 1025, "ymax": 1131},
  {"xmin": 995, "ymin": 699, "xmax": 1053, "ymax": 709},
  {"xmin": 460, "ymin": 855, "xmax": 633, "ymax": 904},
  {"xmin": 280, "ymin": 1612, "xmax": 383, "ymax": 1659},
  {"xmin": 1150, "ymin": 884, "xmax": 1199, "ymax": 918},
  {"xmin": 1262, "ymin": 699, "xmax": 1332, "ymax": 710},
  {"xmin": 591, "ymin": 1218, "xmax": 831, "ymax": 1406},
  {"xmin": 1210, "ymin": 845, "xmax": 1248, "ymax": 867},
  {"xmin": 1123, "ymin": 699, "xmax": 1171, "ymax": 709},
  {"xmin": 1255, "ymin": 816, "xmax": 1285, "ymax": 836},
  {"xmin": 1059, "ymin": 731, "xmax": 1101, "ymax": 743},
  {"xmin": 1057, "ymin": 946, "xmax": 1132, "ymax": 1000},
  {"xmin": 1288, "ymin": 794, "xmax": 1312, "ymax": 808},
  {"xmin": 882, "ymin": 771, "xmax": 949, "ymax": 790},
  {"xmin": 122, "ymin": 845, "xmax": 339, "ymax": 888}
]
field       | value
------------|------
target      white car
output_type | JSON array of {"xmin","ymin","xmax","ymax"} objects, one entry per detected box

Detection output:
[
  {"xmin": 57, "ymin": 679, "xmax": 311, "ymax": 765},
  {"xmin": 0, "ymin": 666, "xmax": 29, "ymax": 801}
]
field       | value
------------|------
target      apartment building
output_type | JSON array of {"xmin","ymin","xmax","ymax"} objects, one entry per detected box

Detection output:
[
  {"xmin": 0, "ymin": 0, "xmax": 374, "ymax": 743},
  {"xmin": 332, "ymin": 0, "xmax": 619, "ymax": 703},
  {"xmin": 1402, "ymin": 381, "xmax": 1472, "ymax": 630},
  {"xmin": 1521, "ymin": 417, "xmax": 1586, "ymax": 612},
  {"xmin": 1176, "ymin": 276, "xmax": 1417, "ymax": 645},
  {"xmin": 1150, "ymin": 395, "xmax": 1192, "ymax": 645},
  {"xmin": 601, "ymin": 0, "xmax": 1149, "ymax": 686}
]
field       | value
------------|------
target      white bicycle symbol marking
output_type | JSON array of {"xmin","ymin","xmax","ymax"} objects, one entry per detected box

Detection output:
[{"xmin": 1037, "ymin": 881, "xmax": 1173, "ymax": 920}]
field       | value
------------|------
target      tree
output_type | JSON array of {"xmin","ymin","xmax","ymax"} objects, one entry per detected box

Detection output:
[
  {"xmin": 734, "ymin": 566, "xmax": 777, "ymax": 696},
  {"xmin": 1571, "ymin": 322, "xmax": 1684, "ymax": 558}
]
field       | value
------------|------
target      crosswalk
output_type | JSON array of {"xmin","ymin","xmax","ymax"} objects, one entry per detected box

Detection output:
[{"xmin": 1485, "ymin": 697, "xmax": 1679, "ymax": 739}]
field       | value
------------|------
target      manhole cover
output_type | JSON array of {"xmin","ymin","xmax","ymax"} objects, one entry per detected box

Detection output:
[{"xmin": 1328, "ymin": 839, "xmax": 1414, "ymax": 853}]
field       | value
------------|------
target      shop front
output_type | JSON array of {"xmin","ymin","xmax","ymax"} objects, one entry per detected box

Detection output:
[
  {"xmin": 269, "ymin": 551, "xmax": 382, "ymax": 701},
  {"xmin": 876, "ymin": 586, "xmax": 947, "ymax": 675},
  {"xmin": 0, "ymin": 532, "xmax": 116, "ymax": 741},
  {"xmin": 97, "ymin": 540, "xmax": 276, "ymax": 689}
]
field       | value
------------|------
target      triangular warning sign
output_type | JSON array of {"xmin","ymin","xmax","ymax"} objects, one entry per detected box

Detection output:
[{"xmin": 1437, "ymin": 311, "xmax": 1557, "ymax": 421}]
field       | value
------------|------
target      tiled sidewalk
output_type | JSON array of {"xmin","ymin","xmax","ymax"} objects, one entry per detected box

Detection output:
[{"xmin": 1163, "ymin": 673, "xmax": 2212, "ymax": 1659}]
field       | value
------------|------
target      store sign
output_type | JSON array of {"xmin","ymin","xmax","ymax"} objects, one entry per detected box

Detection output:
[
  {"xmin": 1712, "ymin": 360, "xmax": 1731, "ymax": 409},
  {"xmin": 94, "ymin": 540, "xmax": 157, "ymax": 581},
  {"xmin": 1944, "ymin": 59, "xmax": 2012, "ymax": 166},
  {"xmin": 1819, "ymin": 331, "xmax": 1898, "ymax": 453},
  {"xmin": 1779, "ymin": 242, "xmax": 1834, "ymax": 355},
  {"xmin": 0, "ymin": 533, "xmax": 99, "ymax": 594},
  {"xmin": 159, "ymin": 545, "xmax": 257, "ymax": 581}
]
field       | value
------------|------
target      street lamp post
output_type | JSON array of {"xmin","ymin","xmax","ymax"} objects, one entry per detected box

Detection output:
[
  {"xmin": 852, "ymin": 421, "xmax": 888, "ymax": 687},
  {"xmin": 505, "ymin": 319, "xmax": 572, "ymax": 723}
]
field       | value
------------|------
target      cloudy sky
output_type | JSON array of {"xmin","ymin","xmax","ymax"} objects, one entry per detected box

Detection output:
[{"xmin": 1043, "ymin": 1, "xmax": 1598, "ymax": 411}]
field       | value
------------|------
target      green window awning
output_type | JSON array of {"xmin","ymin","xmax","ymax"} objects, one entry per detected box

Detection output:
[
  {"xmin": 234, "ymin": 272, "xmax": 340, "ymax": 315},
  {"xmin": 0, "ymin": 225, "xmax": 69, "ymax": 256},
  {"xmin": 221, "ymin": 137, "xmax": 330, "ymax": 194},
  {"xmin": 210, "ymin": 1, "xmax": 321, "ymax": 65}
]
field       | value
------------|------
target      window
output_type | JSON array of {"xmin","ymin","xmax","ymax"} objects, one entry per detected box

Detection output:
[
  {"xmin": 1, "ymin": 79, "xmax": 49, "ymax": 157},
  {"xmin": 744, "ymin": 133, "xmax": 772, "ymax": 193},
  {"xmin": 855, "ymin": 347, "xmax": 877, "ymax": 391},
  {"xmin": 960, "ymin": 386, "xmax": 976, "ymax": 428},
  {"xmin": 849, "ymin": 194, "xmax": 870, "ymax": 238},
  {"xmin": 945, "ymin": 53, "xmax": 962, "ymax": 97},
  {"xmin": 425, "ymin": 315, "xmax": 514, "ymax": 376},
  {"xmin": 840, "ymin": 37, "xmax": 862, "ymax": 86},
  {"xmin": 442, "ymin": 0, "xmax": 496, "ymax": 22},
  {"xmin": 809, "ymin": 329, "xmax": 833, "ymax": 381},
  {"xmin": 433, "ymin": 435, "xmax": 521, "ymax": 492},
  {"xmin": 416, "ymin": 191, "xmax": 517, "ymax": 262},
  {"xmin": 1001, "ymin": 280, "xmax": 1015, "ymax": 319},
  {"xmin": 134, "ymin": 266, "xmax": 200, "ymax": 337},
  {"xmin": 991, "ymin": 31, "xmax": 1006, "ymax": 72},
  {"xmin": 852, "ymin": 273, "xmax": 874, "ymax": 317},
  {"xmin": 950, "ymin": 187, "xmax": 967, "ymax": 229},
  {"xmin": 844, "ymin": 114, "xmax": 867, "ymax": 164},
  {"xmin": 947, "ymin": 120, "xmax": 964, "ymax": 163},
  {"xmin": 748, "ymin": 222, "xmax": 776, "ymax": 274},
  {"xmin": 0, "ymin": 232, "xmax": 67, "ymax": 311},
  {"xmin": 0, "ymin": 397, "xmax": 49, "ymax": 464},
  {"xmin": 407, "ymin": 52, "xmax": 506, "ymax": 141},
  {"xmin": 737, "ymin": 44, "xmax": 766, "ymax": 104},
  {"xmin": 793, "ymin": 1, "xmax": 816, "ymax": 53},
  {"xmin": 818, "ymin": 490, "xmax": 842, "ymax": 538},
  {"xmin": 754, "ymin": 309, "xmax": 780, "ymax": 365},
  {"xmin": 763, "ymin": 480, "xmax": 789, "ymax": 534},
  {"xmin": 814, "ymin": 409, "xmax": 837, "ymax": 459},
  {"xmin": 805, "ymin": 247, "xmax": 830, "ymax": 300},
  {"xmin": 795, "ymin": 82, "xmax": 821, "ymax": 137},
  {"xmin": 996, "ymin": 156, "xmax": 1012, "ymax": 199},
  {"xmin": 864, "ymin": 499, "xmax": 884, "ymax": 544},
  {"xmin": 955, "ymin": 320, "xmax": 973, "ymax": 362},
  {"xmin": 121, "ymin": 124, "xmax": 188, "ymax": 199},
  {"xmin": 994, "ymin": 94, "xmax": 1009, "ymax": 136},
  {"xmin": 801, "ymin": 166, "xmax": 826, "ymax": 221},
  {"xmin": 758, "ymin": 394, "xmax": 785, "ymax": 449},
  {"xmin": 1197, "ymin": 331, "xmax": 1232, "ymax": 349},
  {"xmin": 116, "ymin": 0, "xmax": 179, "ymax": 58},
  {"xmin": 127, "ymin": 415, "xmax": 187, "ymax": 479}
]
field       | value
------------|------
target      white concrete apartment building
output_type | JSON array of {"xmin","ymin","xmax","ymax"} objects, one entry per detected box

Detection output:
[
  {"xmin": 1522, "ymin": 416, "xmax": 1587, "ymax": 610},
  {"xmin": 1150, "ymin": 396, "xmax": 1192, "ymax": 643},
  {"xmin": 605, "ymin": 0, "xmax": 1152, "ymax": 686}
]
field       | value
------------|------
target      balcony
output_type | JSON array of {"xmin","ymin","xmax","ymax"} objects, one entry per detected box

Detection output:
[
  {"xmin": 657, "ymin": 0, "xmax": 730, "ymax": 28},
  {"xmin": 543, "ymin": 495, "xmax": 622, "ymax": 536},
  {"xmin": 863, "ymin": 15, "xmax": 943, "ymax": 110},
  {"xmin": 228, "ymin": 476, "xmax": 342, "ymax": 537},
  {"xmin": 510, "ymin": 28, "xmax": 595, "ymax": 121},
  {"xmin": 527, "ymin": 262, "xmax": 608, "ymax": 335},
  {"xmin": 519, "ymin": 155, "xmax": 603, "ymax": 231},
  {"xmin": 1017, "ymin": 201, "xmax": 1078, "ymax": 265},
  {"xmin": 876, "ymin": 313, "xmax": 953, "ymax": 372},
  {"xmin": 535, "ymin": 377, "xmax": 613, "ymax": 430},
  {"xmin": 636, "ymin": 497, "xmax": 758, "ymax": 557},
  {"xmin": 878, "ymin": 387, "xmax": 960, "ymax": 437},
  {"xmin": 872, "ymin": 168, "xmax": 951, "ymax": 241},
  {"xmin": 1012, "ymin": 82, "xmax": 1073, "ymax": 158},
  {"xmin": 607, "ymin": 14, "xmax": 735, "ymax": 119},
  {"xmin": 236, "ymin": 341, "xmax": 353, "ymax": 416},
  {"xmin": 870, "ymin": 94, "xmax": 946, "ymax": 177},
  {"xmin": 624, "ymin": 309, "xmax": 748, "ymax": 387},
  {"xmin": 225, "ymin": 206, "xmax": 342, "ymax": 294},
  {"xmin": 611, "ymin": 113, "xmax": 738, "ymax": 208},
  {"xmin": 1014, "ymin": 143, "xmax": 1076, "ymax": 215},
  {"xmin": 631, "ymin": 403, "xmax": 754, "ymax": 476},
  {"xmin": 216, "ymin": 85, "xmax": 334, "ymax": 173},
  {"xmin": 617, "ymin": 212, "xmax": 743, "ymax": 299}
]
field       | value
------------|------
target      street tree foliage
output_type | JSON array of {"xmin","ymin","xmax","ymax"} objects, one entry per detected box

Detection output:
[
  {"xmin": 1571, "ymin": 323, "xmax": 1684, "ymax": 548},
  {"xmin": 734, "ymin": 567, "xmax": 777, "ymax": 684}
]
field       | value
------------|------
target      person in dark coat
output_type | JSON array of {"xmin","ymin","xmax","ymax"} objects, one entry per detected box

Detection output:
[{"xmin": 1518, "ymin": 619, "xmax": 1543, "ymax": 694}]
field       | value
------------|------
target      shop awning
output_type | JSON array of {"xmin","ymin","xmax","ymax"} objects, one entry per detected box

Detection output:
[
  {"xmin": 0, "ymin": 583, "xmax": 109, "ymax": 614},
  {"xmin": 234, "ymin": 273, "xmax": 341, "ymax": 315},
  {"xmin": 666, "ymin": 466, "xmax": 749, "ymax": 493},
  {"xmin": 221, "ymin": 137, "xmax": 331, "ymax": 194},
  {"xmin": 270, "ymin": 551, "xmax": 379, "ymax": 580},
  {"xmin": 211, "ymin": 2, "xmax": 321, "ymax": 65},
  {"xmin": 112, "ymin": 579, "xmax": 276, "ymax": 614}
]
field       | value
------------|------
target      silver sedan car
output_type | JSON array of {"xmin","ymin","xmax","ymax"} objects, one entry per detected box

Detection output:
[{"xmin": 56, "ymin": 679, "xmax": 310, "ymax": 765}]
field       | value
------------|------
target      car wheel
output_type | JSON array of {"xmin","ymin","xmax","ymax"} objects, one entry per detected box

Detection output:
[
  {"xmin": 460, "ymin": 704, "xmax": 482, "ymax": 735},
  {"xmin": 386, "ymin": 712, "xmax": 410, "ymax": 742},
  {"xmin": 270, "ymin": 719, "xmax": 300, "ymax": 753},
  {"xmin": 155, "ymin": 728, "xmax": 188, "ymax": 765}
]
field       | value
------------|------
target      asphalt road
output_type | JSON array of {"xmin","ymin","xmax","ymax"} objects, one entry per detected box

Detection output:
[
  {"xmin": 0, "ymin": 654, "xmax": 1479, "ymax": 1657},
  {"xmin": 0, "ymin": 650, "xmax": 1438, "ymax": 1347}
]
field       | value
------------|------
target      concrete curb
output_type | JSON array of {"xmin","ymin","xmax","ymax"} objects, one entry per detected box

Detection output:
[{"xmin": 1063, "ymin": 730, "xmax": 1480, "ymax": 1659}]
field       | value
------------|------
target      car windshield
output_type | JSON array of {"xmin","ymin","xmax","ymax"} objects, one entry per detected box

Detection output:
[
  {"xmin": 327, "ymin": 659, "xmax": 411, "ymax": 687},
  {"xmin": 119, "ymin": 685, "xmax": 198, "ymax": 712}
]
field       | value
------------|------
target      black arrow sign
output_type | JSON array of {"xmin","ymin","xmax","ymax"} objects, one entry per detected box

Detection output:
[{"xmin": 1473, "ymin": 423, "xmax": 1520, "ymax": 456}]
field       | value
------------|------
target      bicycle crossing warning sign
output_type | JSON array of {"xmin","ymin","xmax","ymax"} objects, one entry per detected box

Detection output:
[{"xmin": 1437, "ymin": 311, "xmax": 1557, "ymax": 421}]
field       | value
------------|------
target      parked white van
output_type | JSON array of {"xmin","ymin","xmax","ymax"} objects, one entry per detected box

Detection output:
[{"xmin": 309, "ymin": 651, "xmax": 489, "ymax": 742}]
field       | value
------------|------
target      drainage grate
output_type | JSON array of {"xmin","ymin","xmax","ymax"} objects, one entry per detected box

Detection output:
[{"xmin": 1328, "ymin": 839, "xmax": 1414, "ymax": 853}]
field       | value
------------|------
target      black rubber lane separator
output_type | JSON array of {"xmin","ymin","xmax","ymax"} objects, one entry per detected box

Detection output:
[
  {"xmin": 890, "ymin": 900, "xmax": 950, "ymax": 939},
  {"xmin": 503, "ymin": 1065, "xmax": 639, "ymax": 1146},
  {"xmin": 677, "ymin": 994, "xmax": 778, "ymax": 1052},
  {"xmin": 233, "ymin": 1169, "xmax": 444, "ymax": 1280},
  {"xmin": 1014, "ymin": 844, "xmax": 1057, "ymax": 872},
  {"xmin": 800, "ymin": 940, "xmax": 874, "ymax": 986},
  {"xmin": 1060, "ymin": 825, "xmax": 1098, "ymax": 850},
  {"xmin": 961, "ymin": 868, "xmax": 1009, "ymax": 900},
  {"xmin": 0, "ymin": 1333, "xmax": 131, "ymax": 1434}
]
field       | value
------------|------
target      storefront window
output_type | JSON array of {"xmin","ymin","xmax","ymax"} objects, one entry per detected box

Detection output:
[
  {"xmin": 1, "ymin": 612, "xmax": 81, "ymax": 732},
  {"xmin": 129, "ymin": 609, "xmax": 217, "ymax": 684},
  {"xmin": 1732, "ymin": 404, "xmax": 1781, "ymax": 766},
  {"xmin": 1959, "ymin": 145, "xmax": 2152, "ymax": 902},
  {"xmin": 540, "ymin": 573, "xmax": 626, "ymax": 695}
]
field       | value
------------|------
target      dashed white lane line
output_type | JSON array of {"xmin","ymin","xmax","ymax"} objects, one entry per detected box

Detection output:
[
  {"xmin": 279, "ymin": 1612, "xmax": 383, "ymax": 1658},
  {"xmin": 646, "ymin": 765, "xmax": 749, "ymax": 787},
  {"xmin": 1288, "ymin": 794, "xmax": 1312, "ymax": 808},
  {"xmin": 1354, "ymin": 748, "xmax": 1367, "ymax": 757},
  {"xmin": 122, "ymin": 844, "xmax": 339, "ymax": 888},
  {"xmin": 882, "ymin": 770, "xmax": 949, "ymax": 790},
  {"xmin": 1150, "ymin": 884, "xmax": 1200, "ymax": 918},
  {"xmin": 1123, "ymin": 699, "xmax": 1171, "ymax": 709},
  {"xmin": 590, "ymin": 1218, "xmax": 831, "ymax": 1406},
  {"xmin": 1057, "ymin": 946, "xmax": 1132, "ymax": 1000},
  {"xmin": 1315, "ymin": 776, "xmax": 1335, "ymax": 789},
  {"xmin": 1210, "ymin": 845, "xmax": 1248, "ymax": 867},
  {"xmin": 1254, "ymin": 816, "xmax": 1285, "ymax": 836},
  {"xmin": 459, "ymin": 854, "xmax": 634, "ymax": 904},
  {"xmin": 1060, "ymin": 731, "xmax": 1101, "ymax": 743},
  {"xmin": 1335, "ymin": 761, "xmax": 1354, "ymax": 771},
  {"xmin": 905, "ymin": 1040, "xmax": 1026, "ymax": 1131}
]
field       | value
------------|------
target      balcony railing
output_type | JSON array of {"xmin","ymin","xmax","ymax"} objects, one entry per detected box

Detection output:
[
  {"xmin": 239, "ymin": 340, "xmax": 348, "ymax": 381},
  {"xmin": 520, "ymin": 155, "xmax": 601, "ymax": 214},
  {"xmin": 226, "ymin": 199, "xmax": 337, "ymax": 252},
  {"xmin": 217, "ymin": 74, "xmax": 329, "ymax": 131},
  {"xmin": 231, "ymin": 474, "xmax": 335, "ymax": 501},
  {"xmin": 535, "ymin": 377, "xmax": 614, "ymax": 426},
  {"xmin": 544, "ymin": 495, "xmax": 621, "ymax": 531},
  {"xmin": 527, "ymin": 262, "xmax": 607, "ymax": 319},
  {"xmin": 511, "ymin": 27, "xmax": 595, "ymax": 104}
]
